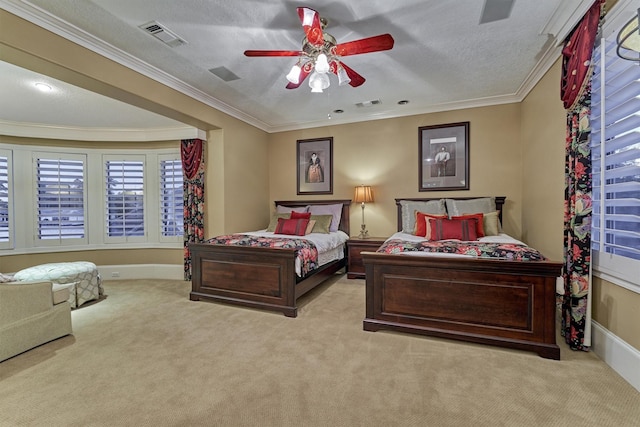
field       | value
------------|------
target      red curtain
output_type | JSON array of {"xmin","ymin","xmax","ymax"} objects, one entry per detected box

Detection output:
[
  {"xmin": 181, "ymin": 139, "xmax": 205, "ymax": 281},
  {"xmin": 181, "ymin": 138, "xmax": 204, "ymax": 180},
  {"xmin": 560, "ymin": 0, "xmax": 604, "ymax": 110}
]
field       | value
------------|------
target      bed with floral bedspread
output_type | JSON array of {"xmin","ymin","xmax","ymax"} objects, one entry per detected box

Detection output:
[
  {"xmin": 190, "ymin": 200, "xmax": 350, "ymax": 317},
  {"xmin": 362, "ymin": 197, "xmax": 563, "ymax": 360}
]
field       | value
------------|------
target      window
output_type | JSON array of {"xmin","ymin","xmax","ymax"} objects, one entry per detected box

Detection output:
[
  {"xmin": 159, "ymin": 157, "xmax": 183, "ymax": 238},
  {"xmin": 0, "ymin": 144, "xmax": 183, "ymax": 254},
  {"xmin": 35, "ymin": 154, "xmax": 86, "ymax": 242},
  {"xmin": 590, "ymin": 35, "xmax": 640, "ymax": 291},
  {"xmin": 0, "ymin": 150, "xmax": 11, "ymax": 248},
  {"xmin": 104, "ymin": 157, "xmax": 145, "ymax": 240}
]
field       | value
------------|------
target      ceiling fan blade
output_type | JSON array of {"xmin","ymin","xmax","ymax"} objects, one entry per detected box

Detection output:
[
  {"xmin": 335, "ymin": 34, "xmax": 394, "ymax": 56},
  {"xmin": 285, "ymin": 68, "xmax": 311, "ymax": 89},
  {"xmin": 244, "ymin": 50, "xmax": 301, "ymax": 57},
  {"xmin": 297, "ymin": 7, "xmax": 324, "ymax": 47},
  {"xmin": 338, "ymin": 62, "xmax": 365, "ymax": 87}
]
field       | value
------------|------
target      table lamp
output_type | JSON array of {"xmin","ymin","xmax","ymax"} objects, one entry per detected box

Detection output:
[{"xmin": 354, "ymin": 185, "xmax": 374, "ymax": 238}]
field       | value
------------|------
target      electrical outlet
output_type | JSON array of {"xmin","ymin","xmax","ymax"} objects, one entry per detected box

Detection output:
[{"xmin": 111, "ymin": 272, "xmax": 120, "ymax": 277}]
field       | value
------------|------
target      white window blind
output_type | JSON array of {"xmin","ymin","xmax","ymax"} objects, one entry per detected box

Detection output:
[
  {"xmin": 159, "ymin": 158, "xmax": 183, "ymax": 238},
  {"xmin": 35, "ymin": 155, "xmax": 86, "ymax": 241},
  {"xmin": 0, "ymin": 151, "xmax": 11, "ymax": 247},
  {"xmin": 590, "ymin": 37, "xmax": 640, "ymax": 289},
  {"xmin": 105, "ymin": 159, "xmax": 145, "ymax": 238}
]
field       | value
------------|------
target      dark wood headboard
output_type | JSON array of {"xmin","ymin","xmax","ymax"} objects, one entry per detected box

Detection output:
[
  {"xmin": 273, "ymin": 200, "xmax": 351, "ymax": 235},
  {"xmin": 394, "ymin": 196, "xmax": 506, "ymax": 232}
]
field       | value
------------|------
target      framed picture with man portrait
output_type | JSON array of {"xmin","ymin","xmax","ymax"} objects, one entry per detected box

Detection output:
[
  {"xmin": 297, "ymin": 137, "xmax": 333, "ymax": 195},
  {"xmin": 418, "ymin": 122, "xmax": 469, "ymax": 191}
]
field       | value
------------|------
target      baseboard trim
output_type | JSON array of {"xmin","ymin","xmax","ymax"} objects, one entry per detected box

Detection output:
[
  {"xmin": 592, "ymin": 320, "xmax": 640, "ymax": 393},
  {"xmin": 99, "ymin": 264, "xmax": 184, "ymax": 281}
]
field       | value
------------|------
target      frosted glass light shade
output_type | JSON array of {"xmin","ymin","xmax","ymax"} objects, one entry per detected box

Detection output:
[{"xmin": 309, "ymin": 71, "xmax": 330, "ymax": 93}]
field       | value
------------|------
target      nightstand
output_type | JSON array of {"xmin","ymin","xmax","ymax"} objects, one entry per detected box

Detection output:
[{"xmin": 346, "ymin": 237, "xmax": 387, "ymax": 279}]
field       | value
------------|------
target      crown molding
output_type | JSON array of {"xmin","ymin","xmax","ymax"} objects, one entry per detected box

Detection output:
[
  {"xmin": 540, "ymin": 0, "xmax": 595, "ymax": 45},
  {"xmin": 0, "ymin": 119, "xmax": 204, "ymax": 141}
]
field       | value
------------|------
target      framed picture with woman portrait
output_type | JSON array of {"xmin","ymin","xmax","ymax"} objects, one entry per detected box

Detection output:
[{"xmin": 297, "ymin": 137, "xmax": 333, "ymax": 195}]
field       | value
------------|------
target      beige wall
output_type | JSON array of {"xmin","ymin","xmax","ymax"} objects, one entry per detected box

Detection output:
[
  {"xmin": 269, "ymin": 104, "xmax": 525, "ymax": 240},
  {"xmin": 520, "ymin": 60, "xmax": 566, "ymax": 261},
  {"xmin": 593, "ymin": 277, "xmax": 640, "ymax": 350},
  {"xmin": 1, "ymin": 249, "xmax": 181, "ymax": 273}
]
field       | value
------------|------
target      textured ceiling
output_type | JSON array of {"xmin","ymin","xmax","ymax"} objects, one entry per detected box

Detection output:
[{"xmin": 0, "ymin": 0, "xmax": 594, "ymax": 135}]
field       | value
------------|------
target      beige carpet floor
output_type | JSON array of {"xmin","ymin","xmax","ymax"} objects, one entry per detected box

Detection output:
[{"xmin": 0, "ymin": 275, "xmax": 638, "ymax": 427}]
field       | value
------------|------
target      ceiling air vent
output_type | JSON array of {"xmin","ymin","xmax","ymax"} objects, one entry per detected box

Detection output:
[
  {"xmin": 139, "ymin": 21, "xmax": 187, "ymax": 48},
  {"xmin": 209, "ymin": 66, "xmax": 240, "ymax": 82},
  {"xmin": 355, "ymin": 99, "xmax": 381, "ymax": 108},
  {"xmin": 479, "ymin": 0, "xmax": 514, "ymax": 24}
]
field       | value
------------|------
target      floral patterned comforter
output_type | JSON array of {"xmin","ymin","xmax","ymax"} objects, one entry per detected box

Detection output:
[
  {"xmin": 206, "ymin": 234, "xmax": 319, "ymax": 276},
  {"xmin": 378, "ymin": 239, "xmax": 547, "ymax": 261}
]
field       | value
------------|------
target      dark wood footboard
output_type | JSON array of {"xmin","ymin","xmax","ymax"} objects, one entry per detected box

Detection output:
[
  {"xmin": 362, "ymin": 252, "xmax": 563, "ymax": 359},
  {"xmin": 189, "ymin": 243, "xmax": 345, "ymax": 317}
]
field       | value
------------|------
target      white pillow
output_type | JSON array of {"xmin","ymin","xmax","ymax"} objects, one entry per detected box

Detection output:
[
  {"xmin": 275, "ymin": 205, "xmax": 307, "ymax": 214},
  {"xmin": 308, "ymin": 203, "xmax": 343, "ymax": 232},
  {"xmin": 445, "ymin": 197, "xmax": 495, "ymax": 217},
  {"xmin": 400, "ymin": 199, "xmax": 446, "ymax": 233}
]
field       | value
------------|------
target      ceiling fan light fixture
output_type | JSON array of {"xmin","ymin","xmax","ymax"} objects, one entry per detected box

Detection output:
[
  {"xmin": 617, "ymin": 8, "xmax": 640, "ymax": 62},
  {"xmin": 337, "ymin": 65, "xmax": 351, "ymax": 86},
  {"xmin": 286, "ymin": 64, "xmax": 302, "ymax": 84},
  {"xmin": 315, "ymin": 53, "xmax": 330, "ymax": 74},
  {"xmin": 309, "ymin": 71, "xmax": 330, "ymax": 93}
]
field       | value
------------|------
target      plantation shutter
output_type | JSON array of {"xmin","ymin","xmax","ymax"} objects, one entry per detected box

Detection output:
[
  {"xmin": 591, "ymin": 38, "xmax": 640, "ymax": 262},
  {"xmin": 159, "ymin": 158, "xmax": 184, "ymax": 238},
  {"xmin": 105, "ymin": 159, "xmax": 145, "ymax": 239},
  {"xmin": 35, "ymin": 155, "xmax": 85, "ymax": 241},
  {"xmin": 0, "ymin": 152, "xmax": 10, "ymax": 246}
]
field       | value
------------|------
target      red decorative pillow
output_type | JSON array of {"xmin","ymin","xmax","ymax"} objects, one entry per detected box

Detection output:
[
  {"xmin": 428, "ymin": 218, "xmax": 479, "ymax": 241},
  {"xmin": 414, "ymin": 211, "xmax": 448, "ymax": 237},
  {"xmin": 452, "ymin": 213, "xmax": 485, "ymax": 237},
  {"xmin": 290, "ymin": 211, "xmax": 311, "ymax": 220},
  {"xmin": 274, "ymin": 218, "xmax": 310, "ymax": 236}
]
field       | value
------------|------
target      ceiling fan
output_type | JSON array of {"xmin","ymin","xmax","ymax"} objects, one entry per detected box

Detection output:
[{"xmin": 244, "ymin": 7, "xmax": 394, "ymax": 92}]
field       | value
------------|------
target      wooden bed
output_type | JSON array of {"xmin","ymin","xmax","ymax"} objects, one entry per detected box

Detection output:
[
  {"xmin": 189, "ymin": 200, "xmax": 350, "ymax": 317},
  {"xmin": 362, "ymin": 197, "xmax": 563, "ymax": 359}
]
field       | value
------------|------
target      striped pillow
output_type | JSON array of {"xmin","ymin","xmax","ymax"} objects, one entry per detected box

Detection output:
[
  {"xmin": 274, "ymin": 218, "xmax": 310, "ymax": 236},
  {"xmin": 428, "ymin": 217, "xmax": 478, "ymax": 241}
]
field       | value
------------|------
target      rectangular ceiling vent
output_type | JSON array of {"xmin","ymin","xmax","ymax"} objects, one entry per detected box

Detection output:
[
  {"xmin": 209, "ymin": 66, "xmax": 240, "ymax": 82},
  {"xmin": 479, "ymin": 0, "xmax": 514, "ymax": 24},
  {"xmin": 139, "ymin": 21, "xmax": 187, "ymax": 48},
  {"xmin": 355, "ymin": 99, "xmax": 381, "ymax": 108}
]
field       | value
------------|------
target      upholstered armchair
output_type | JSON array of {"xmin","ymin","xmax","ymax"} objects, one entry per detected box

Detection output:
[{"xmin": 0, "ymin": 280, "xmax": 73, "ymax": 362}]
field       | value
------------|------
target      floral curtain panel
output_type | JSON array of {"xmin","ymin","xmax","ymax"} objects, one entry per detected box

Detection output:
[
  {"xmin": 181, "ymin": 138, "xmax": 205, "ymax": 281},
  {"xmin": 560, "ymin": 0, "xmax": 604, "ymax": 351},
  {"xmin": 562, "ymin": 91, "xmax": 592, "ymax": 351}
]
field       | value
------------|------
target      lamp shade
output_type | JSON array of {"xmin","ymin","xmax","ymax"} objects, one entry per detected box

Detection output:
[
  {"xmin": 354, "ymin": 185, "xmax": 374, "ymax": 203},
  {"xmin": 337, "ymin": 65, "xmax": 351, "ymax": 86},
  {"xmin": 286, "ymin": 64, "xmax": 302, "ymax": 84}
]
